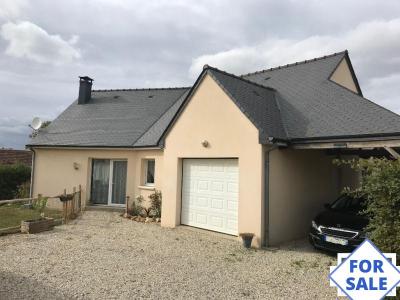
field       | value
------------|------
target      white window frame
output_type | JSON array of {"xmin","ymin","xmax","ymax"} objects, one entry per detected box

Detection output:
[
  {"xmin": 144, "ymin": 159, "xmax": 155, "ymax": 186},
  {"xmin": 89, "ymin": 158, "xmax": 128, "ymax": 207}
]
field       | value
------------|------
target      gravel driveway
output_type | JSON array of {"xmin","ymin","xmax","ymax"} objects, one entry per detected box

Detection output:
[{"xmin": 0, "ymin": 211, "xmax": 337, "ymax": 299}]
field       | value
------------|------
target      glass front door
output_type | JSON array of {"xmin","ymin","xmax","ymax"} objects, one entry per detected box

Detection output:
[
  {"xmin": 91, "ymin": 159, "xmax": 127, "ymax": 205},
  {"xmin": 111, "ymin": 160, "xmax": 127, "ymax": 204}
]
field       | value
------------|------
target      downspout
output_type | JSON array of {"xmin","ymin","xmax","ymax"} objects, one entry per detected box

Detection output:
[
  {"xmin": 29, "ymin": 147, "xmax": 36, "ymax": 198},
  {"xmin": 263, "ymin": 143, "xmax": 280, "ymax": 248}
]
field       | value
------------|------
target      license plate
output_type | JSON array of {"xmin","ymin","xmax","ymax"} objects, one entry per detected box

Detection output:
[{"xmin": 324, "ymin": 235, "xmax": 348, "ymax": 246}]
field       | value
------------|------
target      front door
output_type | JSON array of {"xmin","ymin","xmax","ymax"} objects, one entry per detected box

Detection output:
[
  {"xmin": 91, "ymin": 159, "xmax": 127, "ymax": 205},
  {"xmin": 111, "ymin": 160, "xmax": 127, "ymax": 205}
]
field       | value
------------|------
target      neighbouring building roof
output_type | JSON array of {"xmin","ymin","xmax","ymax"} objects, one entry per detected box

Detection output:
[
  {"xmin": 0, "ymin": 149, "xmax": 32, "ymax": 166},
  {"xmin": 28, "ymin": 50, "xmax": 400, "ymax": 148}
]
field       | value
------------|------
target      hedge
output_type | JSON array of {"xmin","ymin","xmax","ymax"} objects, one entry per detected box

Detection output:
[
  {"xmin": 0, "ymin": 164, "xmax": 31, "ymax": 200},
  {"xmin": 335, "ymin": 158, "xmax": 400, "ymax": 263}
]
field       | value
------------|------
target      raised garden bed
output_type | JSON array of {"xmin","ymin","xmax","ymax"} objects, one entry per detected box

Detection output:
[
  {"xmin": 0, "ymin": 203, "xmax": 62, "ymax": 229},
  {"xmin": 21, "ymin": 217, "xmax": 55, "ymax": 234}
]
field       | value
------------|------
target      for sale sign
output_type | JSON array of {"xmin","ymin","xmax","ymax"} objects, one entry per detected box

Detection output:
[{"xmin": 329, "ymin": 239, "xmax": 400, "ymax": 299}]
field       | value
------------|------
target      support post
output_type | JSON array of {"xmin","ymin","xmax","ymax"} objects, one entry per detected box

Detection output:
[
  {"xmin": 79, "ymin": 185, "xmax": 82, "ymax": 212},
  {"xmin": 126, "ymin": 196, "xmax": 130, "ymax": 215},
  {"xmin": 73, "ymin": 186, "xmax": 76, "ymax": 217},
  {"xmin": 384, "ymin": 147, "xmax": 400, "ymax": 159},
  {"xmin": 63, "ymin": 189, "xmax": 67, "ymax": 224}
]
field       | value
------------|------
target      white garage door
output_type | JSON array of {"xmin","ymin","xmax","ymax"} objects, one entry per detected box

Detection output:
[{"xmin": 181, "ymin": 159, "xmax": 238, "ymax": 235}]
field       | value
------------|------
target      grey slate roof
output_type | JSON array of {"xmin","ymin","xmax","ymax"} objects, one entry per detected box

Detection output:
[
  {"xmin": 242, "ymin": 51, "xmax": 400, "ymax": 141},
  {"xmin": 29, "ymin": 88, "xmax": 189, "ymax": 147},
  {"xmin": 206, "ymin": 67, "xmax": 287, "ymax": 142},
  {"xmin": 134, "ymin": 89, "xmax": 190, "ymax": 147},
  {"xmin": 29, "ymin": 50, "xmax": 400, "ymax": 148}
]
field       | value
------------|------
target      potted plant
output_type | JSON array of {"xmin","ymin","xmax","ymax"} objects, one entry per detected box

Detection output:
[
  {"xmin": 239, "ymin": 233, "xmax": 254, "ymax": 248},
  {"xmin": 21, "ymin": 196, "xmax": 55, "ymax": 234}
]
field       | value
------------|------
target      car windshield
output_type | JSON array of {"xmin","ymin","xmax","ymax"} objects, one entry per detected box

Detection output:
[{"xmin": 329, "ymin": 195, "xmax": 365, "ymax": 213}]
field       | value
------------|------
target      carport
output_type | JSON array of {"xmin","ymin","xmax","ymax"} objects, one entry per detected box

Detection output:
[{"xmin": 265, "ymin": 137, "xmax": 400, "ymax": 247}]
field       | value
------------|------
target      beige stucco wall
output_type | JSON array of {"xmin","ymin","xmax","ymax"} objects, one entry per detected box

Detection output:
[
  {"xmin": 162, "ymin": 74, "xmax": 265, "ymax": 247},
  {"xmin": 330, "ymin": 58, "xmax": 358, "ymax": 93},
  {"xmin": 32, "ymin": 148, "xmax": 163, "ymax": 209},
  {"xmin": 268, "ymin": 148, "xmax": 340, "ymax": 246}
]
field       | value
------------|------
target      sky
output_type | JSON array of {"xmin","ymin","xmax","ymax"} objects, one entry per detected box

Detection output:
[{"xmin": 0, "ymin": 0, "xmax": 400, "ymax": 149}]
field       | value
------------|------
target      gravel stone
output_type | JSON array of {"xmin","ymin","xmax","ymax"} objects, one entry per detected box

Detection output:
[{"xmin": 0, "ymin": 211, "xmax": 337, "ymax": 299}]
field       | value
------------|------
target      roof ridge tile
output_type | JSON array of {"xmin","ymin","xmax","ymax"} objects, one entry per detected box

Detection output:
[
  {"xmin": 204, "ymin": 65, "xmax": 276, "ymax": 91},
  {"xmin": 241, "ymin": 50, "xmax": 348, "ymax": 77},
  {"xmin": 92, "ymin": 87, "xmax": 190, "ymax": 92}
]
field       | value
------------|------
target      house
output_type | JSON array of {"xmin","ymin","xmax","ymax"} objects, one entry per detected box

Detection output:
[
  {"xmin": 0, "ymin": 149, "xmax": 32, "ymax": 166},
  {"xmin": 27, "ymin": 51, "xmax": 400, "ymax": 247}
]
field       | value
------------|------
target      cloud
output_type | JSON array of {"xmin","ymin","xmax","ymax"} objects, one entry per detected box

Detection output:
[
  {"xmin": 1, "ymin": 0, "xmax": 400, "ymax": 149},
  {"xmin": 189, "ymin": 18, "xmax": 400, "ymax": 78},
  {"xmin": 0, "ymin": 0, "xmax": 27, "ymax": 20},
  {"xmin": 0, "ymin": 21, "xmax": 81, "ymax": 64}
]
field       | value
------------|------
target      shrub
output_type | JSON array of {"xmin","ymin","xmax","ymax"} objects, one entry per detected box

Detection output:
[
  {"xmin": 129, "ymin": 195, "xmax": 143, "ymax": 216},
  {"xmin": 33, "ymin": 196, "xmax": 48, "ymax": 217},
  {"xmin": 131, "ymin": 191, "xmax": 162, "ymax": 218},
  {"xmin": 149, "ymin": 190, "xmax": 162, "ymax": 218},
  {"xmin": 134, "ymin": 195, "xmax": 151, "ymax": 217},
  {"xmin": 335, "ymin": 158, "xmax": 400, "ymax": 260},
  {"xmin": 0, "ymin": 164, "xmax": 31, "ymax": 200},
  {"xmin": 15, "ymin": 181, "xmax": 31, "ymax": 199}
]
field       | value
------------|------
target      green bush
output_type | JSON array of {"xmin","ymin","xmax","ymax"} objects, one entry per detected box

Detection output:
[
  {"xmin": 149, "ymin": 190, "xmax": 162, "ymax": 218},
  {"xmin": 0, "ymin": 164, "xmax": 31, "ymax": 200},
  {"xmin": 130, "ymin": 191, "xmax": 162, "ymax": 218},
  {"xmin": 15, "ymin": 181, "xmax": 31, "ymax": 198},
  {"xmin": 335, "ymin": 158, "xmax": 400, "ymax": 260}
]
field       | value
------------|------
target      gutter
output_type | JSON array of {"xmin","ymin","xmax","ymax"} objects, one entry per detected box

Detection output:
[
  {"xmin": 290, "ymin": 132, "xmax": 400, "ymax": 144},
  {"xmin": 25, "ymin": 145, "xmax": 162, "ymax": 150}
]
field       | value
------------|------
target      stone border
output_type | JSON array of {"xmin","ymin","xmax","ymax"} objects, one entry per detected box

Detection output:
[
  {"xmin": 0, "ymin": 226, "xmax": 20, "ymax": 236},
  {"xmin": 0, "ymin": 218, "xmax": 63, "ymax": 236}
]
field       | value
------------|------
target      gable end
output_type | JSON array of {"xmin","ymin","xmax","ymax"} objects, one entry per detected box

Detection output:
[{"xmin": 329, "ymin": 52, "xmax": 363, "ymax": 96}]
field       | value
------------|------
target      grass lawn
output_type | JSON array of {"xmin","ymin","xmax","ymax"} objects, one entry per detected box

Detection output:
[{"xmin": 0, "ymin": 204, "xmax": 62, "ymax": 229}]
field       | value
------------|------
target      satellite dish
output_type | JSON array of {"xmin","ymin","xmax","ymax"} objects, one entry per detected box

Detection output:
[{"xmin": 30, "ymin": 117, "xmax": 43, "ymax": 130}]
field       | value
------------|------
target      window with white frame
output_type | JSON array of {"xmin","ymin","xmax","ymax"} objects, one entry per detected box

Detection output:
[{"xmin": 145, "ymin": 159, "xmax": 155, "ymax": 186}]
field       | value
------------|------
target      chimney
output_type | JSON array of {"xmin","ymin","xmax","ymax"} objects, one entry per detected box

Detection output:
[{"xmin": 78, "ymin": 76, "xmax": 93, "ymax": 104}]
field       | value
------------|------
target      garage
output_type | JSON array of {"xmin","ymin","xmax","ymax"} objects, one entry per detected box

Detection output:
[{"xmin": 181, "ymin": 159, "xmax": 239, "ymax": 235}]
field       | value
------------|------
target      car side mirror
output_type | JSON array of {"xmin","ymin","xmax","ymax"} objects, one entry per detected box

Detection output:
[{"xmin": 324, "ymin": 203, "xmax": 331, "ymax": 209}]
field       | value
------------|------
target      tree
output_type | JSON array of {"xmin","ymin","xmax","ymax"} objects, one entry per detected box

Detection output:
[{"xmin": 336, "ymin": 158, "xmax": 400, "ymax": 261}]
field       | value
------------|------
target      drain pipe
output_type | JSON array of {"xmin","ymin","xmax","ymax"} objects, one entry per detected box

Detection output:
[{"xmin": 263, "ymin": 138, "xmax": 285, "ymax": 248}]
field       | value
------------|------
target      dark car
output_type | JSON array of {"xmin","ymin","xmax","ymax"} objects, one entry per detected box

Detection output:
[{"xmin": 309, "ymin": 194, "xmax": 368, "ymax": 252}]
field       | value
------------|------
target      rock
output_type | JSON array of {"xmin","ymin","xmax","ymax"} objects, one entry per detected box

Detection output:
[
  {"xmin": 155, "ymin": 218, "xmax": 161, "ymax": 223},
  {"xmin": 123, "ymin": 213, "xmax": 131, "ymax": 219},
  {"xmin": 145, "ymin": 217, "xmax": 150, "ymax": 223}
]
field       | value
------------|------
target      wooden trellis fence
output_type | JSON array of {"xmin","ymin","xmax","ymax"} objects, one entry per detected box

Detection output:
[{"xmin": 60, "ymin": 185, "xmax": 82, "ymax": 223}]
